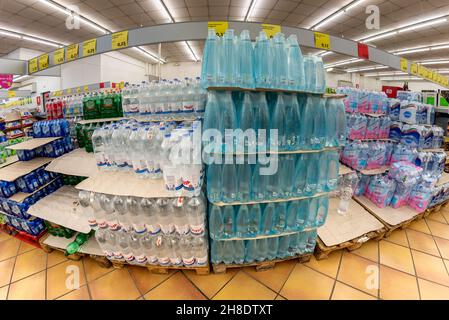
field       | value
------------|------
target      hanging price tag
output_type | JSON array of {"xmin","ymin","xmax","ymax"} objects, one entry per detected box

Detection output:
[
  {"xmin": 83, "ymin": 39, "xmax": 97, "ymax": 57},
  {"xmin": 38, "ymin": 54, "xmax": 49, "ymax": 70},
  {"xmin": 112, "ymin": 31, "xmax": 128, "ymax": 50},
  {"xmin": 261, "ymin": 24, "xmax": 281, "ymax": 38},
  {"xmin": 400, "ymin": 58, "xmax": 408, "ymax": 72},
  {"xmin": 67, "ymin": 88, "xmax": 72, "ymax": 94},
  {"xmin": 410, "ymin": 63, "xmax": 418, "ymax": 75},
  {"xmin": 28, "ymin": 58, "xmax": 38, "ymax": 74},
  {"xmin": 8, "ymin": 91, "xmax": 15, "ymax": 98},
  {"xmin": 84, "ymin": 85, "xmax": 89, "ymax": 92},
  {"xmin": 208, "ymin": 21, "xmax": 228, "ymax": 37},
  {"xmin": 53, "ymin": 48, "xmax": 65, "ymax": 65},
  {"xmin": 76, "ymin": 87, "xmax": 81, "ymax": 93},
  {"xmin": 314, "ymin": 32, "xmax": 331, "ymax": 50},
  {"xmin": 67, "ymin": 44, "xmax": 79, "ymax": 61}
]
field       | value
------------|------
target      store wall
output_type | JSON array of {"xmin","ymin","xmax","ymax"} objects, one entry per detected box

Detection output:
[
  {"xmin": 100, "ymin": 51, "xmax": 149, "ymax": 84},
  {"xmin": 6, "ymin": 47, "xmax": 43, "ymax": 60},
  {"xmin": 161, "ymin": 62, "xmax": 202, "ymax": 80},
  {"xmin": 60, "ymin": 55, "xmax": 102, "ymax": 88},
  {"xmin": 381, "ymin": 80, "xmax": 446, "ymax": 92},
  {"xmin": 326, "ymin": 72, "xmax": 382, "ymax": 91}
]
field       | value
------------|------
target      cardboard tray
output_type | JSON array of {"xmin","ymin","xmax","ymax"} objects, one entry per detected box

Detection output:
[
  {"xmin": 27, "ymin": 186, "xmax": 91, "ymax": 233},
  {"xmin": 45, "ymin": 148, "xmax": 98, "ymax": 177},
  {"xmin": 354, "ymin": 195, "xmax": 422, "ymax": 227},
  {"xmin": 8, "ymin": 178, "xmax": 57, "ymax": 203},
  {"xmin": 43, "ymin": 234, "xmax": 103, "ymax": 256},
  {"xmin": 75, "ymin": 171, "xmax": 191, "ymax": 198},
  {"xmin": 0, "ymin": 156, "xmax": 18, "ymax": 169},
  {"xmin": 77, "ymin": 117, "xmax": 124, "ymax": 125},
  {"xmin": 6, "ymin": 137, "xmax": 60, "ymax": 151},
  {"xmin": 0, "ymin": 157, "xmax": 52, "ymax": 182},
  {"xmin": 339, "ymin": 164, "xmax": 353, "ymax": 176},
  {"xmin": 437, "ymin": 172, "xmax": 449, "ymax": 187},
  {"xmin": 318, "ymin": 198, "xmax": 385, "ymax": 247}
]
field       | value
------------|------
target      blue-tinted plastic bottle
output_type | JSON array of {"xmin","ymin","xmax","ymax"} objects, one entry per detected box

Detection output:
[
  {"xmin": 222, "ymin": 241, "xmax": 234, "ymax": 264},
  {"xmin": 273, "ymin": 33, "xmax": 288, "ymax": 89},
  {"xmin": 273, "ymin": 202, "xmax": 287, "ymax": 233},
  {"xmin": 234, "ymin": 240, "xmax": 245, "ymax": 264},
  {"xmin": 221, "ymin": 92, "xmax": 237, "ymax": 153},
  {"xmin": 207, "ymin": 163, "xmax": 222, "ymax": 202},
  {"xmin": 305, "ymin": 152, "xmax": 320, "ymax": 195},
  {"xmin": 296, "ymin": 199, "xmax": 309, "ymax": 229},
  {"xmin": 317, "ymin": 152, "xmax": 329, "ymax": 193},
  {"xmin": 222, "ymin": 163, "xmax": 238, "ymax": 202},
  {"xmin": 325, "ymin": 98, "xmax": 338, "ymax": 147},
  {"xmin": 281, "ymin": 154, "xmax": 295, "ymax": 197},
  {"xmin": 222, "ymin": 206, "xmax": 235, "ymax": 238},
  {"xmin": 255, "ymin": 31, "xmax": 271, "ymax": 88},
  {"xmin": 287, "ymin": 34, "xmax": 305, "ymax": 91},
  {"xmin": 254, "ymin": 93, "xmax": 270, "ymax": 152},
  {"xmin": 238, "ymin": 30, "xmax": 255, "ymax": 89},
  {"xmin": 304, "ymin": 55, "xmax": 316, "ymax": 93},
  {"xmin": 311, "ymin": 98, "xmax": 326, "ymax": 149},
  {"xmin": 286, "ymin": 201, "xmax": 299, "ymax": 231},
  {"xmin": 235, "ymin": 204, "xmax": 250, "ymax": 238},
  {"xmin": 209, "ymin": 205, "xmax": 223, "ymax": 239},
  {"xmin": 270, "ymin": 94, "xmax": 286, "ymax": 150},
  {"xmin": 256, "ymin": 238, "xmax": 268, "ymax": 261},
  {"xmin": 245, "ymin": 240, "xmax": 258, "ymax": 263},
  {"xmin": 284, "ymin": 94, "xmax": 301, "ymax": 150},
  {"xmin": 201, "ymin": 29, "xmax": 219, "ymax": 88},
  {"xmin": 278, "ymin": 235, "xmax": 290, "ymax": 258},
  {"xmin": 267, "ymin": 237, "xmax": 279, "ymax": 260},
  {"xmin": 211, "ymin": 240, "xmax": 223, "ymax": 264},
  {"xmin": 327, "ymin": 151, "xmax": 340, "ymax": 191},
  {"xmin": 220, "ymin": 30, "xmax": 236, "ymax": 86},
  {"xmin": 294, "ymin": 153, "xmax": 308, "ymax": 196},
  {"xmin": 248, "ymin": 204, "xmax": 262, "ymax": 236},
  {"xmin": 261, "ymin": 203, "xmax": 276, "ymax": 235},
  {"xmin": 297, "ymin": 94, "xmax": 308, "ymax": 149}
]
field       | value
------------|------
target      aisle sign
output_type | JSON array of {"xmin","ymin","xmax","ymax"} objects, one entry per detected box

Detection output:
[
  {"xmin": 28, "ymin": 58, "xmax": 38, "ymax": 74},
  {"xmin": 53, "ymin": 48, "xmax": 65, "ymax": 65},
  {"xmin": 83, "ymin": 39, "xmax": 97, "ymax": 57},
  {"xmin": 314, "ymin": 32, "xmax": 331, "ymax": 50},
  {"xmin": 400, "ymin": 58, "xmax": 408, "ymax": 72},
  {"xmin": 261, "ymin": 24, "xmax": 281, "ymax": 38},
  {"xmin": 208, "ymin": 21, "xmax": 228, "ymax": 37},
  {"xmin": 8, "ymin": 91, "xmax": 15, "ymax": 98},
  {"xmin": 38, "ymin": 54, "xmax": 49, "ymax": 70},
  {"xmin": 410, "ymin": 63, "xmax": 418, "ymax": 75},
  {"xmin": 112, "ymin": 31, "xmax": 128, "ymax": 50},
  {"xmin": 67, "ymin": 44, "xmax": 79, "ymax": 61}
]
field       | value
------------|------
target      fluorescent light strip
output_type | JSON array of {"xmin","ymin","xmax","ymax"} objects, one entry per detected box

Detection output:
[
  {"xmin": 311, "ymin": 0, "xmax": 365, "ymax": 30},
  {"xmin": 0, "ymin": 30, "xmax": 21, "ymax": 39},
  {"xmin": 420, "ymin": 60, "xmax": 449, "ymax": 65},
  {"xmin": 13, "ymin": 75, "xmax": 30, "ymax": 82},
  {"xmin": 325, "ymin": 58, "xmax": 363, "ymax": 68},
  {"xmin": 22, "ymin": 36, "xmax": 60, "ymax": 47},
  {"xmin": 185, "ymin": 41, "xmax": 198, "ymax": 62},
  {"xmin": 132, "ymin": 47, "xmax": 166, "ymax": 63},
  {"xmin": 395, "ymin": 48, "xmax": 430, "ymax": 55},
  {"xmin": 73, "ymin": 16, "xmax": 108, "ymax": 34},
  {"xmin": 364, "ymin": 72, "xmax": 406, "ymax": 77},
  {"xmin": 398, "ymin": 18, "xmax": 447, "ymax": 33},
  {"xmin": 363, "ymin": 31, "xmax": 397, "ymax": 43},
  {"xmin": 0, "ymin": 28, "xmax": 63, "ymax": 47},
  {"xmin": 245, "ymin": 0, "xmax": 258, "ymax": 21},
  {"xmin": 346, "ymin": 66, "xmax": 389, "ymax": 73},
  {"xmin": 38, "ymin": 0, "xmax": 69, "ymax": 15},
  {"xmin": 380, "ymin": 76, "xmax": 422, "ymax": 81}
]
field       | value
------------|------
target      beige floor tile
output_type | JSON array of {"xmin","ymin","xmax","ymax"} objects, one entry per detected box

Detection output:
[
  {"xmin": 11, "ymin": 249, "xmax": 47, "ymax": 282},
  {"xmin": 444, "ymin": 259, "xmax": 449, "ymax": 271},
  {"xmin": 0, "ymin": 231, "xmax": 11, "ymax": 242},
  {"xmin": 408, "ymin": 219, "xmax": 431, "ymax": 235},
  {"xmin": 47, "ymin": 260, "xmax": 86, "ymax": 300},
  {"xmin": 0, "ymin": 286, "xmax": 8, "ymax": 300},
  {"xmin": 17, "ymin": 242, "xmax": 37, "ymax": 255},
  {"xmin": 351, "ymin": 240, "xmax": 379, "ymax": 262},
  {"xmin": 427, "ymin": 212, "xmax": 448, "ymax": 224},
  {"xmin": 83, "ymin": 257, "xmax": 113, "ymax": 282},
  {"xmin": 280, "ymin": 264, "xmax": 334, "ymax": 300},
  {"xmin": 427, "ymin": 220, "xmax": 449, "ymax": 240},
  {"xmin": 8, "ymin": 271, "xmax": 46, "ymax": 300},
  {"xmin": 379, "ymin": 241, "xmax": 415, "ymax": 275},
  {"xmin": 305, "ymin": 251, "xmax": 342, "ymax": 278},
  {"xmin": 243, "ymin": 260, "xmax": 296, "ymax": 293},
  {"xmin": 331, "ymin": 282, "xmax": 377, "ymax": 300},
  {"xmin": 406, "ymin": 229, "xmax": 440, "ymax": 257},
  {"xmin": 275, "ymin": 295, "xmax": 286, "ymax": 300},
  {"xmin": 379, "ymin": 265, "xmax": 419, "ymax": 300},
  {"xmin": 412, "ymin": 250, "xmax": 449, "ymax": 287},
  {"xmin": 89, "ymin": 269, "xmax": 140, "ymax": 300},
  {"xmin": 184, "ymin": 268, "xmax": 238, "ymax": 298},
  {"xmin": 146, "ymin": 272, "xmax": 207, "ymax": 300},
  {"xmin": 418, "ymin": 278, "xmax": 449, "ymax": 300},
  {"xmin": 128, "ymin": 265, "xmax": 176, "ymax": 295},
  {"xmin": 0, "ymin": 257, "xmax": 15, "ymax": 288},
  {"xmin": 385, "ymin": 229, "xmax": 409, "ymax": 247},
  {"xmin": 435, "ymin": 237, "xmax": 449, "ymax": 260},
  {"xmin": 47, "ymin": 250, "xmax": 68, "ymax": 268},
  {"xmin": 337, "ymin": 253, "xmax": 379, "ymax": 297},
  {"xmin": 57, "ymin": 286, "xmax": 91, "ymax": 300},
  {"xmin": 0, "ymin": 238, "xmax": 20, "ymax": 261},
  {"xmin": 441, "ymin": 210, "xmax": 449, "ymax": 224}
]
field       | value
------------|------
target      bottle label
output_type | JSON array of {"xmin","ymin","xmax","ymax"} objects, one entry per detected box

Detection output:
[
  {"xmin": 183, "ymin": 102, "xmax": 194, "ymax": 113},
  {"xmin": 133, "ymin": 160, "xmax": 147, "ymax": 175},
  {"xmin": 158, "ymin": 256, "xmax": 170, "ymax": 265},
  {"xmin": 133, "ymin": 224, "xmax": 147, "ymax": 234},
  {"xmin": 195, "ymin": 255, "xmax": 208, "ymax": 265},
  {"xmin": 135, "ymin": 255, "xmax": 148, "ymax": 265},
  {"xmin": 147, "ymin": 255, "xmax": 158, "ymax": 264},
  {"xmin": 104, "ymin": 250, "xmax": 113, "ymax": 259},
  {"xmin": 108, "ymin": 221, "xmax": 121, "ymax": 231},
  {"xmin": 175, "ymin": 224, "xmax": 190, "ymax": 235},
  {"xmin": 88, "ymin": 218, "xmax": 97, "ymax": 229},
  {"xmin": 190, "ymin": 223, "xmax": 205, "ymax": 235},
  {"xmin": 97, "ymin": 219, "xmax": 108, "ymax": 229},
  {"xmin": 124, "ymin": 253, "xmax": 135, "ymax": 263},
  {"xmin": 146, "ymin": 224, "xmax": 161, "ymax": 235},
  {"xmin": 170, "ymin": 257, "xmax": 182, "ymax": 265},
  {"xmin": 103, "ymin": 98, "xmax": 113, "ymax": 108},
  {"xmin": 160, "ymin": 223, "xmax": 175, "ymax": 235},
  {"xmin": 113, "ymin": 252, "xmax": 124, "ymax": 261},
  {"xmin": 183, "ymin": 256, "xmax": 195, "ymax": 266}
]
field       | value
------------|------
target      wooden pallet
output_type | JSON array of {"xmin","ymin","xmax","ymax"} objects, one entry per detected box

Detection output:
[
  {"xmin": 424, "ymin": 200, "xmax": 449, "ymax": 218},
  {"xmin": 110, "ymin": 260, "xmax": 210, "ymax": 275},
  {"xmin": 212, "ymin": 253, "xmax": 312, "ymax": 274},
  {"xmin": 314, "ymin": 228, "xmax": 386, "ymax": 260}
]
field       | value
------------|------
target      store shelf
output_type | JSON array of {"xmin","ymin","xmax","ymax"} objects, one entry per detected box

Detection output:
[
  {"xmin": 75, "ymin": 171, "xmax": 195, "ymax": 198},
  {"xmin": 207, "ymin": 86, "xmax": 324, "ymax": 96},
  {"xmin": 435, "ymin": 107, "xmax": 449, "ymax": 113},
  {"xmin": 49, "ymin": 82, "xmax": 118, "ymax": 99},
  {"xmin": 354, "ymin": 195, "xmax": 422, "ymax": 227},
  {"xmin": 211, "ymin": 191, "xmax": 329, "ymax": 207},
  {"xmin": 213, "ymin": 228, "xmax": 315, "ymax": 242},
  {"xmin": 43, "ymin": 234, "xmax": 104, "ymax": 256},
  {"xmin": 45, "ymin": 148, "xmax": 98, "ymax": 177},
  {"xmin": 6, "ymin": 137, "xmax": 60, "ymax": 151},
  {"xmin": 317, "ymin": 198, "xmax": 385, "ymax": 249},
  {"xmin": 27, "ymin": 186, "xmax": 91, "ymax": 233},
  {"xmin": 0, "ymin": 157, "xmax": 52, "ymax": 182},
  {"xmin": 78, "ymin": 117, "xmax": 124, "ymax": 125}
]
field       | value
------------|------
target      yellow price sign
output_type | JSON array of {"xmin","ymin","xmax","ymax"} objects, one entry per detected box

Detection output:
[
  {"xmin": 28, "ymin": 58, "xmax": 38, "ymax": 74},
  {"xmin": 119, "ymin": 81, "xmax": 125, "ymax": 89},
  {"xmin": 112, "ymin": 31, "xmax": 128, "ymax": 50},
  {"xmin": 38, "ymin": 54, "xmax": 49, "ymax": 70},
  {"xmin": 261, "ymin": 24, "xmax": 282, "ymax": 39},
  {"xmin": 8, "ymin": 91, "xmax": 15, "ymax": 98},
  {"xmin": 208, "ymin": 21, "xmax": 229, "ymax": 37},
  {"xmin": 76, "ymin": 87, "xmax": 81, "ymax": 93},
  {"xmin": 410, "ymin": 63, "xmax": 418, "ymax": 75},
  {"xmin": 84, "ymin": 85, "xmax": 89, "ymax": 92},
  {"xmin": 83, "ymin": 39, "xmax": 97, "ymax": 57},
  {"xmin": 400, "ymin": 58, "xmax": 408, "ymax": 73},
  {"xmin": 314, "ymin": 32, "xmax": 331, "ymax": 50},
  {"xmin": 67, "ymin": 88, "xmax": 72, "ymax": 94},
  {"xmin": 67, "ymin": 44, "xmax": 79, "ymax": 61},
  {"xmin": 53, "ymin": 48, "xmax": 65, "ymax": 65}
]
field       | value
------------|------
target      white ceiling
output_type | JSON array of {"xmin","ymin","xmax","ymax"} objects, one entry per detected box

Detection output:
[{"xmin": 0, "ymin": 0, "xmax": 449, "ymax": 70}]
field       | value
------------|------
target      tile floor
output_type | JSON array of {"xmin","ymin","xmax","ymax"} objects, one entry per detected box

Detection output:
[{"xmin": 1, "ymin": 208, "xmax": 449, "ymax": 300}]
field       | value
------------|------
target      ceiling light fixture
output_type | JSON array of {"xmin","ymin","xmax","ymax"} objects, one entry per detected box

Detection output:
[
  {"xmin": 432, "ymin": 44, "xmax": 449, "ymax": 50},
  {"xmin": 379, "ymin": 76, "xmax": 422, "ymax": 81},
  {"xmin": 184, "ymin": 41, "xmax": 199, "ymax": 62},
  {"xmin": 395, "ymin": 48, "xmax": 430, "ymax": 55},
  {"xmin": 346, "ymin": 65, "xmax": 389, "ymax": 73},
  {"xmin": 245, "ymin": 0, "xmax": 258, "ymax": 21},
  {"xmin": 132, "ymin": 47, "xmax": 166, "ymax": 63},
  {"xmin": 310, "ymin": 0, "xmax": 365, "ymax": 30},
  {"xmin": 0, "ymin": 30, "xmax": 22, "ymax": 39},
  {"xmin": 22, "ymin": 36, "xmax": 61, "ymax": 47},
  {"xmin": 420, "ymin": 60, "xmax": 449, "ymax": 65},
  {"xmin": 326, "ymin": 68, "xmax": 334, "ymax": 72},
  {"xmin": 398, "ymin": 18, "xmax": 447, "ymax": 33},
  {"xmin": 325, "ymin": 58, "xmax": 363, "ymax": 68},
  {"xmin": 363, "ymin": 31, "xmax": 397, "ymax": 43}
]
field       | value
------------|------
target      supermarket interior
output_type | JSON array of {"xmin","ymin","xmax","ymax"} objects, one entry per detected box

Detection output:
[{"xmin": 2, "ymin": 0, "xmax": 449, "ymax": 302}]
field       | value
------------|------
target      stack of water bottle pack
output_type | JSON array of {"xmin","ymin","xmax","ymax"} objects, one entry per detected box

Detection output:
[
  {"xmin": 202, "ymin": 28, "xmax": 325, "ymax": 93},
  {"xmin": 78, "ymin": 190, "xmax": 209, "ymax": 267},
  {"xmin": 122, "ymin": 77, "xmax": 207, "ymax": 119},
  {"xmin": 91, "ymin": 120, "xmax": 203, "ymax": 195},
  {"xmin": 337, "ymin": 87, "xmax": 390, "ymax": 114}
]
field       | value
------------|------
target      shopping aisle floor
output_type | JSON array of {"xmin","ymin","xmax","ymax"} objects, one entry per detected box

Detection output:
[{"xmin": 1, "ymin": 208, "xmax": 449, "ymax": 300}]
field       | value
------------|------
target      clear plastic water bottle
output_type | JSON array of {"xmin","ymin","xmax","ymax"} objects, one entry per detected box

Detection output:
[
  {"xmin": 222, "ymin": 241, "xmax": 234, "ymax": 264},
  {"xmin": 221, "ymin": 163, "xmax": 238, "ymax": 202},
  {"xmin": 92, "ymin": 127, "xmax": 106, "ymax": 170},
  {"xmin": 187, "ymin": 196, "xmax": 206, "ymax": 235},
  {"xmin": 233, "ymin": 240, "xmax": 245, "ymax": 264},
  {"xmin": 117, "ymin": 229, "xmax": 134, "ymax": 263},
  {"xmin": 254, "ymin": 92, "xmax": 270, "ymax": 153},
  {"xmin": 222, "ymin": 206, "xmax": 235, "ymax": 238},
  {"xmin": 156, "ymin": 235, "xmax": 170, "ymax": 266},
  {"xmin": 211, "ymin": 240, "xmax": 223, "ymax": 264},
  {"xmin": 220, "ymin": 29, "xmax": 236, "ymax": 86},
  {"xmin": 304, "ymin": 55, "xmax": 316, "ymax": 93},
  {"xmin": 284, "ymin": 94, "xmax": 301, "ymax": 150},
  {"xmin": 256, "ymin": 238, "xmax": 268, "ymax": 262},
  {"xmin": 192, "ymin": 235, "xmax": 208, "ymax": 266},
  {"xmin": 156, "ymin": 198, "xmax": 173, "ymax": 235},
  {"xmin": 141, "ymin": 233, "xmax": 157, "ymax": 264},
  {"xmin": 294, "ymin": 153, "xmax": 308, "ymax": 196}
]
